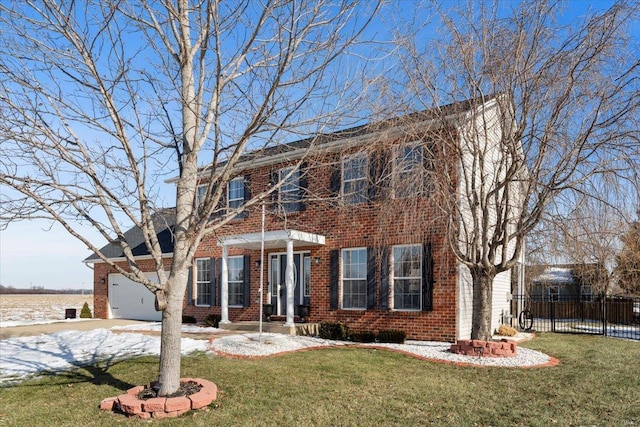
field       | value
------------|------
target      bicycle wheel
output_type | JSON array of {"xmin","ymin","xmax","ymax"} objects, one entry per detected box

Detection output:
[{"xmin": 518, "ymin": 310, "xmax": 533, "ymax": 331}]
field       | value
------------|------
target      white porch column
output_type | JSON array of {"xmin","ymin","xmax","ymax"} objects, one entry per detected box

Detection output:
[
  {"xmin": 285, "ymin": 239, "xmax": 295, "ymax": 326},
  {"xmin": 220, "ymin": 245, "xmax": 230, "ymax": 324}
]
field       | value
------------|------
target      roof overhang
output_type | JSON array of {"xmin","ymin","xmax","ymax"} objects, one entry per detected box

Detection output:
[{"xmin": 218, "ymin": 229, "xmax": 325, "ymax": 250}]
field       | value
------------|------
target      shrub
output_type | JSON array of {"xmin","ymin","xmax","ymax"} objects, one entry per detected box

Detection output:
[
  {"xmin": 349, "ymin": 330, "xmax": 376, "ymax": 343},
  {"xmin": 79, "ymin": 302, "xmax": 92, "ymax": 319},
  {"xmin": 318, "ymin": 321, "xmax": 348, "ymax": 340},
  {"xmin": 497, "ymin": 324, "xmax": 518, "ymax": 337},
  {"xmin": 378, "ymin": 329, "xmax": 406, "ymax": 344},
  {"xmin": 182, "ymin": 315, "xmax": 197, "ymax": 324},
  {"xmin": 204, "ymin": 314, "xmax": 221, "ymax": 328}
]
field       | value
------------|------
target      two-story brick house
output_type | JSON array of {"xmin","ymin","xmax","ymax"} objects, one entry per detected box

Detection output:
[{"xmin": 86, "ymin": 95, "xmax": 522, "ymax": 342}]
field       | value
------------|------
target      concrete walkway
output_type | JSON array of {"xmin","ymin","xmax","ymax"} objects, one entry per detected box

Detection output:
[{"xmin": 0, "ymin": 319, "xmax": 154, "ymax": 340}]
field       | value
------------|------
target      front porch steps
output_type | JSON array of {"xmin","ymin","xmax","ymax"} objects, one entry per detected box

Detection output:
[{"xmin": 218, "ymin": 321, "xmax": 318, "ymax": 336}]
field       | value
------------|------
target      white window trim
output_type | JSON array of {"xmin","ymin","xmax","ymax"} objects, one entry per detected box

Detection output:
[
  {"xmin": 267, "ymin": 250, "xmax": 310, "ymax": 305},
  {"xmin": 391, "ymin": 244, "xmax": 422, "ymax": 311},
  {"xmin": 278, "ymin": 166, "xmax": 301, "ymax": 208},
  {"xmin": 194, "ymin": 258, "xmax": 212, "ymax": 307},
  {"xmin": 547, "ymin": 285, "xmax": 560, "ymax": 302},
  {"xmin": 196, "ymin": 184, "xmax": 208, "ymax": 205},
  {"xmin": 392, "ymin": 142, "xmax": 424, "ymax": 199},
  {"xmin": 341, "ymin": 154, "xmax": 368, "ymax": 205},
  {"xmin": 227, "ymin": 255, "xmax": 244, "ymax": 308},
  {"xmin": 227, "ymin": 176, "xmax": 244, "ymax": 210},
  {"xmin": 341, "ymin": 247, "xmax": 368, "ymax": 310}
]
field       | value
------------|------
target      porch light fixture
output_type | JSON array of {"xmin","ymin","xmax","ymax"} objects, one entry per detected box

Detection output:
[
  {"xmin": 314, "ymin": 257, "xmax": 321, "ymax": 265},
  {"xmin": 254, "ymin": 259, "xmax": 261, "ymax": 268},
  {"xmin": 100, "ymin": 277, "xmax": 105, "ymax": 284}
]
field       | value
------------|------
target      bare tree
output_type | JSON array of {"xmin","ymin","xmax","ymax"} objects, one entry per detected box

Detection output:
[
  {"xmin": 615, "ymin": 215, "xmax": 640, "ymax": 295},
  {"xmin": 382, "ymin": 0, "xmax": 640, "ymax": 340},
  {"xmin": 0, "ymin": 0, "xmax": 379, "ymax": 395}
]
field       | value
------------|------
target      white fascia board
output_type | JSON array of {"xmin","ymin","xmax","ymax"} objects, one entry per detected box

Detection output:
[{"xmin": 218, "ymin": 229, "xmax": 326, "ymax": 250}]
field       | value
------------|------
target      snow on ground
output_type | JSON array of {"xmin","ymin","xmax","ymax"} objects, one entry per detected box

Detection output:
[
  {"xmin": 0, "ymin": 328, "xmax": 209, "ymax": 385},
  {"xmin": 0, "ymin": 294, "xmax": 94, "ymax": 328},
  {"xmin": 0, "ymin": 323, "xmax": 557, "ymax": 386}
]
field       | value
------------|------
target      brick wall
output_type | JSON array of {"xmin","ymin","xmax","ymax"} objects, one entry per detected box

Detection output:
[{"xmin": 92, "ymin": 134, "xmax": 463, "ymax": 342}]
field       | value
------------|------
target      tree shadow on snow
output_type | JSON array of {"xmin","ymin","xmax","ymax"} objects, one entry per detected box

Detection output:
[{"xmin": 0, "ymin": 330, "xmax": 159, "ymax": 391}]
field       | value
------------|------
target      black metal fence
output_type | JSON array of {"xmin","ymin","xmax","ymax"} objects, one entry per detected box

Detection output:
[{"xmin": 512, "ymin": 294, "xmax": 640, "ymax": 340}]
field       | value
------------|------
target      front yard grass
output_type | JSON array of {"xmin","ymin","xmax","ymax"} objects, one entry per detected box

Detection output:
[{"xmin": 0, "ymin": 333, "xmax": 638, "ymax": 426}]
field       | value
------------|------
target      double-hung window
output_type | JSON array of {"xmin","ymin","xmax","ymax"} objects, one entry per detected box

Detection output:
[
  {"xmin": 279, "ymin": 166, "xmax": 302, "ymax": 212},
  {"xmin": 392, "ymin": 245, "xmax": 422, "ymax": 310},
  {"xmin": 342, "ymin": 154, "xmax": 368, "ymax": 204},
  {"xmin": 196, "ymin": 184, "xmax": 208, "ymax": 206},
  {"xmin": 195, "ymin": 258, "xmax": 212, "ymax": 306},
  {"xmin": 228, "ymin": 177, "xmax": 244, "ymax": 212},
  {"xmin": 393, "ymin": 143, "xmax": 423, "ymax": 198},
  {"xmin": 342, "ymin": 248, "xmax": 367, "ymax": 309},
  {"xmin": 228, "ymin": 256, "xmax": 244, "ymax": 307},
  {"xmin": 580, "ymin": 285, "xmax": 593, "ymax": 302}
]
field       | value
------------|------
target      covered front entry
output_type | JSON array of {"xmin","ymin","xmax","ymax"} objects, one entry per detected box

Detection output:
[
  {"xmin": 270, "ymin": 252, "xmax": 310, "ymax": 316},
  {"xmin": 218, "ymin": 229, "xmax": 324, "ymax": 326}
]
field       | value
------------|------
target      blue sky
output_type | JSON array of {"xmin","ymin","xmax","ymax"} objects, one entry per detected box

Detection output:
[{"xmin": 0, "ymin": 0, "xmax": 635, "ymax": 290}]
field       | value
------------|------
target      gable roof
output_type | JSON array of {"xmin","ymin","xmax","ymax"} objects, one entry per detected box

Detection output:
[
  {"xmin": 83, "ymin": 208, "xmax": 175, "ymax": 263},
  {"xmin": 166, "ymin": 93, "xmax": 501, "ymax": 182}
]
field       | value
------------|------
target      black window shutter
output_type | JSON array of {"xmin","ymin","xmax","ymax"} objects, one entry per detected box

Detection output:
[
  {"xmin": 209, "ymin": 257, "xmax": 216, "ymax": 306},
  {"xmin": 269, "ymin": 169, "xmax": 278, "ymax": 211},
  {"xmin": 368, "ymin": 152, "xmax": 379, "ymax": 202},
  {"xmin": 422, "ymin": 242, "xmax": 434, "ymax": 311},
  {"xmin": 243, "ymin": 255, "xmax": 251, "ymax": 308},
  {"xmin": 215, "ymin": 258, "xmax": 222, "ymax": 307},
  {"xmin": 217, "ymin": 184, "xmax": 227, "ymax": 218},
  {"xmin": 186, "ymin": 266, "xmax": 194, "ymax": 306},
  {"xmin": 298, "ymin": 162, "xmax": 308, "ymax": 211},
  {"xmin": 239, "ymin": 175, "xmax": 251, "ymax": 219},
  {"xmin": 379, "ymin": 247, "xmax": 389, "ymax": 310},
  {"xmin": 366, "ymin": 247, "xmax": 377, "ymax": 309},
  {"xmin": 329, "ymin": 249, "xmax": 339, "ymax": 309},
  {"xmin": 378, "ymin": 150, "xmax": 390, "ymax": 199},
  {"xmin": 330, "ymin": 160, "xmax": 341, "ymax": 200},
  {"xmin": 423, "ymin": 143, "xmax": 434, "ymax": 194}
]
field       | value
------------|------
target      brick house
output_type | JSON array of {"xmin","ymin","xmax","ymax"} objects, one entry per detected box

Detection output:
[{"xmin": 86, "ymin": 95, "xmax": 523, "ymax": 342}]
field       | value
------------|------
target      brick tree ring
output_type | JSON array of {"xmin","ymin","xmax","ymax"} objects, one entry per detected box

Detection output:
[
  {"xmin": 99, "ymin": 377, "xmax": 218, "ymax": 420},
  {"xmin": 449, "ymin": 339, "xmax": 517, "ymax": 357}
]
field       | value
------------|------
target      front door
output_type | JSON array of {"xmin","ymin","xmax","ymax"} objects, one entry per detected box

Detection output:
[{"xmin": 269, "ymin": 253, "xmax": 310, "ymax": 316}]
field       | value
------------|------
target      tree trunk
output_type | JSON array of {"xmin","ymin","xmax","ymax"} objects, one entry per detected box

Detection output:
[
  {"xmin": 470, "ymin": 268, "xmax": 495, "ymax": 341},
  {"xmin": 156, "ymin": 270, "xmax": 188, "ymax": 396}
]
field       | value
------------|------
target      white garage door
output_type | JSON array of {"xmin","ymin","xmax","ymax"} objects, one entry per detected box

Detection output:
[{"xmin": 109, "ymin": 273, "xmax": 163, "ymax": 321}]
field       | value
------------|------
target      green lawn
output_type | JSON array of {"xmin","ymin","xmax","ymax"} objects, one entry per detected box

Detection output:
[{"xmin": 0, "ymin": 333, "xmax": 638, "ymax": 426}]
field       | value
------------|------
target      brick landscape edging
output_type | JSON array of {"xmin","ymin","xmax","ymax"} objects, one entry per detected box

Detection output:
[{"xmin": 99, "ymin": 377, "xmax": 217, "ymax": 419}]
